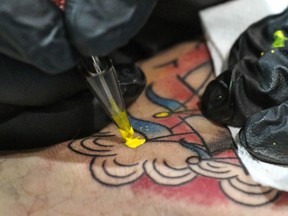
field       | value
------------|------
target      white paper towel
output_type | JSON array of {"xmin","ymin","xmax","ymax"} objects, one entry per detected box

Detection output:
[{"xmin": 200, "ymin": 0, "xmax": 288, "ymax": 191}]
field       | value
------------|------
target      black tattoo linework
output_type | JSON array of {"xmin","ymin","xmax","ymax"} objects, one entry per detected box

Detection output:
[{"xmin": 68, "ymin": 46, "xmax": 282, "ymax": 207}]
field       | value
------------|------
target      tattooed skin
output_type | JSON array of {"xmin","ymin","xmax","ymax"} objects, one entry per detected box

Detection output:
[
  {"xmin": 1, "ymin": 42, "xmax": 288, "ymax": 216},
  {"xmin": 69, "ymin": 42, "xmax": 285, "ymax": 207}
]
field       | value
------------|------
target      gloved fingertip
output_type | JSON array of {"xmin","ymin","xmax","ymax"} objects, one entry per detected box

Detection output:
[
  {"xmin": 201, "ymin": 70, "xmax": 245, "ymax": 126},
  {"xmin": 239, "ymin": 103, "xmax": 288, "ymax": 165}
]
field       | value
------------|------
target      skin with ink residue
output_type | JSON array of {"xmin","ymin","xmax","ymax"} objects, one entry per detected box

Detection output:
[
  {"xmin": 1, "ymin": 42, "xmax": 288, "ymax": 216},
  {"xmin": 68, "ymin": 42, "xmax": 284, "ymax": 209}
]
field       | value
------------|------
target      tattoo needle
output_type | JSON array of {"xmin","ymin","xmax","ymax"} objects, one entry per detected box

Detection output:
[{"xmin": 79, "ymin": 56, "xmax": 146, "ymax": 148}]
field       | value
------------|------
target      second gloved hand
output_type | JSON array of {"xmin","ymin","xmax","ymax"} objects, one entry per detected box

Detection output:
[{"xmin": 201, "ymin": 7, "xmax": 288, "ymax": 165}]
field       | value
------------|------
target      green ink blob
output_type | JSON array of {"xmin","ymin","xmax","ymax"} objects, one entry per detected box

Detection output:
[{"xmin": 272, "ymin": 30, "xmax": 287, "ymax": 48}]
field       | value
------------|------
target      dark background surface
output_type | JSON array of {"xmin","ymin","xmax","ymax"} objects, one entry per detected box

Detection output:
[{"xmin": 112, "ymin": 0, "xmax": 233, "ymax": 63}]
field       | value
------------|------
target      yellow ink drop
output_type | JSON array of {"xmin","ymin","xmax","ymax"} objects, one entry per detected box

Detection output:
[
  {"xmin": 155, "ymin": 112, "xmax": 170, "ymax": 118},
  {"xmin": 119, "ymin": 127, "xmax": 146, "ymax": 148},
  {"xmin": 260, "ymin": 52, "xmax": 264, "ymax": 56},
  {"xmin": 112, "ymin": 111, "xmax": 146, "ymax": 149}
]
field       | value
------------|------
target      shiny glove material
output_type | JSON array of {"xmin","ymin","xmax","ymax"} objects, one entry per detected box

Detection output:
[
  {"xmin": 0, "ymin": 53, "xmax": 87, "ymax": 106},
  {"xmin": 0, "ymin": 58, "xmax": 146, "ymax": 150},
  {"xmin": 65, "ymin": 0, "xmax": 157, "ymax": 57},
  {"xmin": 201, "ymin": 8, "xmax": 288, "ymax": 164},
  {"xmin": 0, "ymin": 0, "xmax": 155, "ymax": 150},
  {"xmin": 240, "ymin": 101, "xmax": 288, "ymax": 165},
  {"xmin": 0, "ymin": 0, "xmax": 157, "ymax": 73}
]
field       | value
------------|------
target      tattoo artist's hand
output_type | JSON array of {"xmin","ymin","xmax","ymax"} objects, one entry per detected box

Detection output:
[
  {"xmin": 201, "ymin": 8, "xmax": 288, "ymax": 164},
  {"xmin": 0, "ymin": 0, "xmax": 156, "ymax": 150},
  {"xmin": 0, "ymin": 0, "xmax": 157, "ymax": 73}
]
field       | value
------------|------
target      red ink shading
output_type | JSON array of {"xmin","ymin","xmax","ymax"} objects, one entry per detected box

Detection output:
[
  {"xmin": 214, "ymin": 149, "xmax": 241, "ymax": 165},
  {"xmin": 147, "ymin": 44, "xmax": 215, "ymax": 148},
  {"xmin": 272, "ymin": 192, "xmax": 288, "ymax": 207},
  {"xmin": 153, "ymin": 113, "xmax": 195, "ymax": 129},
  {"xmin": 153, "ymin": 44, "xmax": 211, "ymax": 110},
  {"xmin": 172, "ymin": 121, "xmax": 195, "ymax": 134},
  {"xmin": 151, "ymin": 112, "xmax": 203, "ymax": 144},
  {"xmin": 131, "ymin": 175, "xmax": 228, "ymax": 206}
]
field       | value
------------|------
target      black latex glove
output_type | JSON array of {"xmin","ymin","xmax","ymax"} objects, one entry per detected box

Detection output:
[
  {"xmin": 1, "ymin": 0, "xmax": 157, "ymax": 73},
  {"xmin": 201, "ymin": 8, "xmax": 288, "ymax": 164},
  {"xmin": 0, "ymin": 0, "xmax": 156, "ymax": 150},
  {"xmin": 0, "ymin": 54, "xmax": 146, "ymax": 150}
]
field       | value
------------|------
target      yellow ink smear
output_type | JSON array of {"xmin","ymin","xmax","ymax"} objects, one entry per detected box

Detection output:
[
  {"xmin": 125, "ymin": 136, "xmax": 146, "ymax": 148},
  {"xmin": 119, "ymin": 127, "xmax": 146, "ymax": 149},
  {"xmin": 109, "ymin": 98, "xmax": 146, "ymax": 148},
  {"xmin": 112, "ymin": 110, "xmax": 131, "ymax": 132},
  {"xmin": 119, "ymin": 126, "xmax": 134, "ymax": 139},
  {"xmin": 155, "ymin": 112, "xmax": 170, "ymax": 118}
]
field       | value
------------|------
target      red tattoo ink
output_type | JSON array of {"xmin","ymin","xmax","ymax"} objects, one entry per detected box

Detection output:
[{"xmin": 131, "ymin": 175, "xmax": 228, "ymax": 206}]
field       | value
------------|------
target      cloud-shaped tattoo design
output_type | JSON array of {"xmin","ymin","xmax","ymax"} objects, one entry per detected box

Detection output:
[{"xmin": 68, "ymin": 43, "xmax": 280, "ymax": 207}]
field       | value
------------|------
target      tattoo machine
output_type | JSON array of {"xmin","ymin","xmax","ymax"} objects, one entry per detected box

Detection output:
[{"xmin": 79, "ymin": 56, "xmax": 146, "ymax": 148}]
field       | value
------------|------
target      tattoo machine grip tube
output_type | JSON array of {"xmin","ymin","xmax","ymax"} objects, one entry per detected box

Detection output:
[{"xmin": 80, "ymin": 56, "xmax": 132, "ymax": 132}]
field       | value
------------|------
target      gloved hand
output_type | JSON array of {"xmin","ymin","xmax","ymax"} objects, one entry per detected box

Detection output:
[
  {"xmin": 0, "ymin": 0, "xmax": 156, "ymax": 150},
  {"xmin": 201, "ymin": 7, "xmax": 288, "ymax": 165}
]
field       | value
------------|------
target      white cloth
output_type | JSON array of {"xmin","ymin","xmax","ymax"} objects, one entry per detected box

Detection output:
[{"xmin": 200, "ymin": 0, "xmax": 288, "ymax": 191}]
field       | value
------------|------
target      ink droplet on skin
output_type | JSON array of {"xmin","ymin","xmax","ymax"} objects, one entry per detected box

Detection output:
[
  {"xmin": 125, "ymin": 136, "xmax": 146, "ymax": 148},
  {"xmin": 119, "ymin": 127, "xmax": 146, "ymax": 149},
  {"xmin": 272, "ymin": 30, "xmax": 287, "ymax": 48},
  {"xmin": 155, "ymin": 112, "xmax": 170, "ymax": 118},
  {"xmin": 112, "ymin": 111, "xmax": 146, "ymax": 148}
]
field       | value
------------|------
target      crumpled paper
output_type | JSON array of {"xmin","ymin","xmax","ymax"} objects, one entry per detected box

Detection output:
[{"xmin": 200, "ymin": 0, "xmax": 288, "ymax": 191}]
